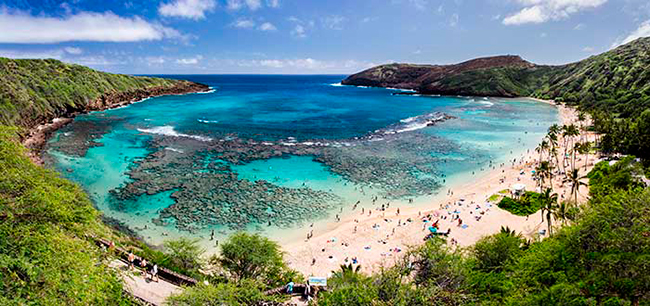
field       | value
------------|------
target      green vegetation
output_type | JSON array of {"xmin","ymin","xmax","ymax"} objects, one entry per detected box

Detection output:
[
  {"xmin": 587, "ymin": 156, "xmax": 646, "ymax": 200},
  {"xmin": 321, "ymin": 158, "xmax": 650, "ymax": 305},
  {"xmin": 444, "ymin": 38, "xmax": 650, "ymax": 161},
  {"xmin": 0, "ymin": 57, "xmax": 180, "ymax": 128},
  {"xmin": 487, "ymin": 194, "xmax": 501, "ymax": 202},
  {"xmin": 167, "ymin": 232, "xmax": 301, "ymax": 305},
  {"xmin": 0, "ymin": 126, "xmax": 133, "ymax": 305},
  {"xmin": 497, "ymin": 191, "xmax": 542, "ymax": 216}
]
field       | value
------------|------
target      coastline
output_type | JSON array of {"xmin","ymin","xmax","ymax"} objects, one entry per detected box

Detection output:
[
  {"xmin": 281, "ymin": 99, "xmax": 596, "ymax": 277},
  {"xmin": 22, "ymin": 82, "xmax": 210, "ymax": 165},
  {"xmin": 33, "ymin": 87, "xmax": 594, "ymax": 278}
]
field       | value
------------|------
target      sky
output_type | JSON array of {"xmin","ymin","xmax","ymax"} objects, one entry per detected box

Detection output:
[{"xmin": 1, "ymin": 0, "xmax": 649, "ymax": 74}]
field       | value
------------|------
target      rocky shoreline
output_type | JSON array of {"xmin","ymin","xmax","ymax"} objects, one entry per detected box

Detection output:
[{"xmin": 22, "ymin": 81, "xmax": 210, "ymax": 164}]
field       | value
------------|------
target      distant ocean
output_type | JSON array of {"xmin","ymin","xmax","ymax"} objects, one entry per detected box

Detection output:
[{"xmin": 45, "ymin": 75, "xmax": 558, "ymax": 246}]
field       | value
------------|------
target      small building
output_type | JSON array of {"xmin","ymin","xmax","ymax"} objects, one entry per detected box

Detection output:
[{"xmin": 511, "ymin": 184, "xmax": 526, "ymax": 198}]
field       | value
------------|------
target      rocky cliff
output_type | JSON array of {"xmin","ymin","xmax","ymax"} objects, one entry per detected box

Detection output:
[
  {"xmin": 342, "ymin": 37, "xmax": 650, "ymax": 103},
  {"xmin": 341, "ymin": 55, "xmax": 536, "ymax": 96},
  {"xmin": 0, "ymin": 57, "xmax": 210, "ymax": 130}
]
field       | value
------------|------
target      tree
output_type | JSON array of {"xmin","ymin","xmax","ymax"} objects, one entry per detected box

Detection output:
[
  {"xmin": 216, "ymin": 232, "xmax": 287, "ymax": 284},
  {"xmin": 564, "ymin": 169, "xmax": 588, "ymax": 205},
  {"xmin": 578, "ymin": 142, "xmax": 592, "ymax": 170},
  {"xmin": 538, "ymin": 188, "xmax": 559, "ymax": 236},
  {"xmin": 473, "ymin": 232, "xmax": 524, "ymax": 272},
  {"xmin": 552, "ymin": 201, "xmax": 573, "ymax": 226},
  {"xmin": 635, "ymin": 109, "xmax": 650, "ymax": 161},
  {"xmin": 535, "ymin": 161, "xmax": 553, "ymax": 190},
  {"xmin": 547, "ymin": 124, "xmax": 562, "ymax": 168},
  {"xmin": 411, "ymin": 238, "xmax": 468, "ymax": 291},
  {"xmin": 164, "ymin": 237, "xmax": 205, "ymax": 272},
  {"xmin": 535, "ymin": 139, "xmax": 550, "ymax": 164},
  {"xmin": 562, "ymin": 124, "xmax": 580, "ymax": 173}
]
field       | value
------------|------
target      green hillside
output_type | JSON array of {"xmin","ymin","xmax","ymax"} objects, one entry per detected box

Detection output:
[
  {"xmin": 0, "ymin": 57, "xmax": 184, "ymax": 129},
  {"xmin": 0, "ymin": 126, "xmax": 131, "ymax": 304},
  {"xmin": 345, "ymin": 37, "xmax": 650, "ymax": 118},
  {"xmin": 533, "ymin": 38, "xmax": 650, "ymax": 117}
]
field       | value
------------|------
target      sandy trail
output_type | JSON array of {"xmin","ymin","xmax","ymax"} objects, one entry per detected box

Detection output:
[
  {"xmin": 110, "ymin": 259, "xmax": 182, "ymax": 305},
  {"xmin": 283, "ymin": 101, "xmax": 596, "ymax": 277}
]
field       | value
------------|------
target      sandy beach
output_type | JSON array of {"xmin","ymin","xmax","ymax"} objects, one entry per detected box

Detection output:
[{"xmin": 283, "ymin": 100, "xmax": 596, "ymax": 277}]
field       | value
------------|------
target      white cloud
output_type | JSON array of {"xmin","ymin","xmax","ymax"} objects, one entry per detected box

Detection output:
[
  {"xmin": 266, "ymin": 0, "xmax": 280, "ymax": 8},
  {"xmin": 239, "ymin": 58, "xmax": 374, "ymax": 71},
  {"xmin": 258, "ymin": 22, "xmax": 277, "ymax": 31},
  {"xmin": 612, "ymin": 20, "xmax": 650, "ymax": 47},
  {"xmin": 176, "ymin": 55, "xmax": 203, "ymax": 64},
  {"xmin": 227, "ymin": 0, "xmax": 261, "ymax": 10},
  {"xmin": 582, "ymin": 46, "xmax": 595, "ymax": 52},
  {"xmin": 449, "ymin": 13, "xmax": 459, "ymax": 27},
  {"xmin": 409, "ymin": 0, "xmax": 428, "ymax": 11},
  {"xmin": 158, "ymin": 0, "xmax": 216, "ymax": 20},
  {"xmin": 323, "ymin": 15, "xmax": 346, "ymax": 30},
  {"xmin": 291, "ymin": 24, "xmax": 306, "ymax": 38},
  {"xmin": 0, "ymin": 9, "xmax": 182, "ymax": 43},
  {"xmin": 233, "ymin": 18, "xmax": 255, "ymax": 28},
  {"xmin": 503, "ymin": 0, "xmax": 607, "ymax": 25},
  {"xmin": 574, "ymin": 23, "xmax": 585, "ymax": 30},
  {"xmin": 145, "ymin": 56, "xmax": 166, "ymax": 65},
  {"xmin": 64, "ymin": 47, "xmax": 83, "ymax": 55},
  {"xmin": 540, "ymin": 32, "xmax": 548, "ymax": 38}
]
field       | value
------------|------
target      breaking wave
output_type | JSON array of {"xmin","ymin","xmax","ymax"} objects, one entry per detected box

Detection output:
[
  {"xmin": 197, "ymin": 119, "xmax": 219, "ymax": 124},
  {"xmin": 137, "ymin": 126, "xmax": 212, "ymax": 142}
]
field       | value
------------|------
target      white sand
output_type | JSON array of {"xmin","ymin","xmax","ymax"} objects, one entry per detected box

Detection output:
[{"xmin": 282, "ymin": 101, "xmax": 597, "ymax": 277}]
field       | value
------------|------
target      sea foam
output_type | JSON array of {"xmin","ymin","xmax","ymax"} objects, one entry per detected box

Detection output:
[{"xmin": 137, "ymin": 126, "xmax": 212, "ymax": 142}]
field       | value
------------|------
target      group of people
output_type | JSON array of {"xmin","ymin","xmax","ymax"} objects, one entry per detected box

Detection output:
[{"xmin": 128, "ymin": 251, "xmax": 159, "ymax": 283}]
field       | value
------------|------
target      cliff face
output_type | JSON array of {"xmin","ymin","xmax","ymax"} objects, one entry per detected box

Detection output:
[
  {"xmin": 0, "ymin": 57, "xmax": 209, "ymax": 130},
  {"xmin": 0, "ymin": 58, "xmax": 210, "ymax": 161},
  {"xmin": 341, "ymin": 55, "xmax": 535, "ymax": 95},
  {"xmin": 84, "ymin": 81, "xmax": 209, "ymax": 112},
  {"xmin": 342, "ymin": 37, "xmax": 650, "ymax": 103}
]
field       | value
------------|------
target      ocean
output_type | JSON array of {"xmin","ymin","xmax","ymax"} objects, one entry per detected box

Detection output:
[{"xmin": 45, "ymin": 74, "xmax": 558, "ymax": 248}]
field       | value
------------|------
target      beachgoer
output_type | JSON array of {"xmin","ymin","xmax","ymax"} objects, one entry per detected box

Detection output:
[
  {"xmin": 128, "ymin": 251, "xmax": 135, "ymax": 270},
  {"xmin": 151, "ymin": 264, "xmax": 159, "ymax": 282},
  {"xmin": 140, "ymin": 258, "xmax": 148, "ymax": 276}
]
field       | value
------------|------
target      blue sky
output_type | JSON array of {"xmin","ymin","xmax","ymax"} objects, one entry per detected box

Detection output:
[{"xmin": 1, "ymin": 0, "xmax": 649, "ymax": 74}]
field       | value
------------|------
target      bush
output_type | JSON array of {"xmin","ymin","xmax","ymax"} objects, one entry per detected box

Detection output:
[{"xmin": 497, "ymin": 191, "xmax": 542, "ymax": 216}]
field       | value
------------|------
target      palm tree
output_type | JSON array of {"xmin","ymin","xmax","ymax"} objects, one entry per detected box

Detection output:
[
  {"xmin": 539, "ymin": 188, "xmax": 559, "ymax": 236},
  {"xmin": 500, "ymin": 226, "xmax": 518, "ymax": 237},
  {"xmin": 564, "ymin": 168, "xmax": 588, "ymax": 205},
  {"xmin": 330, "ymin": 263, "xmax": 363, "ymax": 286},
  {"xmin": 546, "ymin": 124, "xmax": 560, "ymax": 170},
  {"xmin": 579, "ymin": 142, "xmax": 592, "ymax": 170},
  {"xmin": 535, "ymin": 139, "xmax": 549, "ymax": 164},
  {"xmin": 561, "ymin": 124, "xmax": 580, "ymax": 173},
  {"xmin": 553, "ymin": 201, "xmax": 570, "ymax": 226},
  {"xmin": 535, "ymin": 161, "xmax": 553, "ymax": 190}
]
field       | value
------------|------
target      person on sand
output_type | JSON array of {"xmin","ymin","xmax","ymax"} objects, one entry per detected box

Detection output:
[
  {"xmin": 128, "ymin": 251, "xmax": 135, "ymax": 270},
  {"xmin": 457, "ymin": 218, "xmax": 463, "ymax": 227}
]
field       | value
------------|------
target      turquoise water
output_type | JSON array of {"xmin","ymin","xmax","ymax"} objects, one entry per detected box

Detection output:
[{"xmin": 46, "ymin": 75, "xmax": 558, "ymax": 246}]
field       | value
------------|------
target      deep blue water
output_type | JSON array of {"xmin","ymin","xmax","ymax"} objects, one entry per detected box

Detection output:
[{"xmin": 46, "ymin": 75, "xmax": 558, "ymax": 244}]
